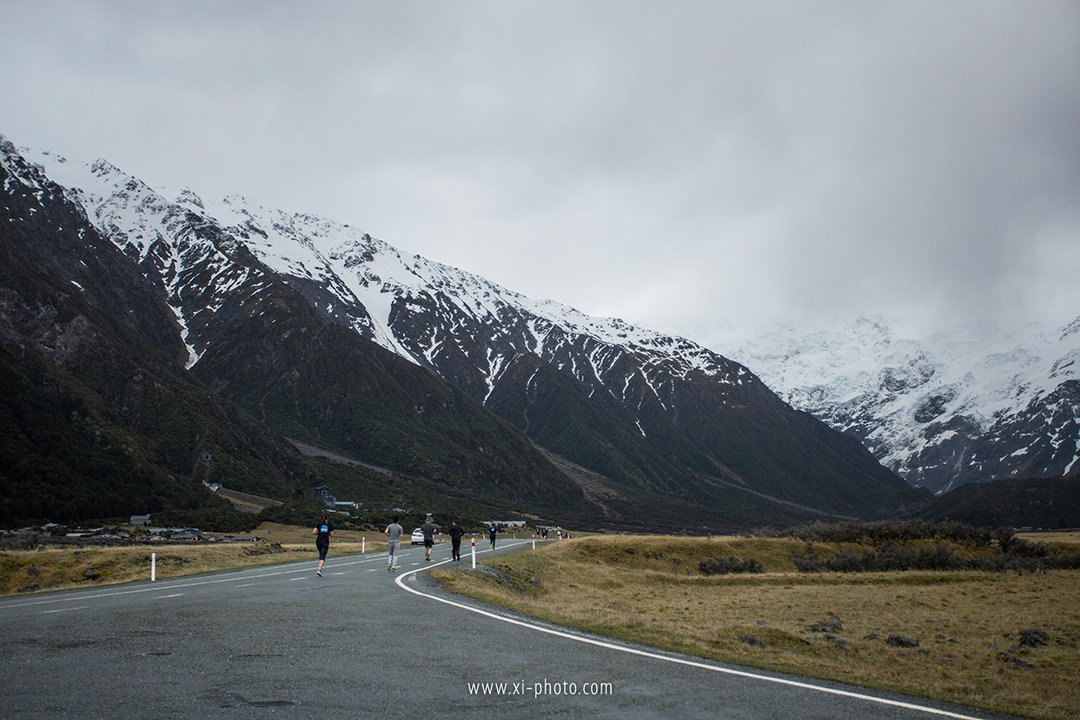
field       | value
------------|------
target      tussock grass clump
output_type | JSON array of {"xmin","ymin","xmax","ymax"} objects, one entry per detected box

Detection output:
[{"xmin": 433, "ymin": 532, "xmax": 1080, "ymax": 720}]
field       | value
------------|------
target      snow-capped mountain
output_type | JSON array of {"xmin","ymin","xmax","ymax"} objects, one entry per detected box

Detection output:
[
  {"xmin": 4, "ymin": 133, "xmax": 928, "ymax": 528},
  {"xmin": 2, "ymin": 135, "xmax": 914, "ymax": 527},
  {"xmin": 729, "ymin": 316, "xmax": 1080, "ymax": 494},
  {"xmin": 29, "ymin": 149, "xmax": 744, "ymax": 395},
  {"xmin": 1, "ymin": 136, "xmax": 590, "ymax": 524}
]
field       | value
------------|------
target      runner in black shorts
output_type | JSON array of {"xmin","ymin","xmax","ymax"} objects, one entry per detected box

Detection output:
[
  {"xmin": 313, "ymin": 512, "xmax": 333, "ymax": 577},
  {"xmin": 421, "ymin": 518, "xmax": 436, "ymax": 562}
]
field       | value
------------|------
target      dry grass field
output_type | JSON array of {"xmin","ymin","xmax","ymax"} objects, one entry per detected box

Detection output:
[
  {"xmin": 432, "ymin": 534, "xmax": 1080, "ymax": 720},
  {"xmin": 0, "ymin": 522, "xmax": 387, "ymax": 596}
]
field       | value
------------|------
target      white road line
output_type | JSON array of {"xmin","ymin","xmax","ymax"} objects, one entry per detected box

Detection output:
[
  {"xmin": 155, "ymin": 593, "xmax": 183, "ymax": 599},
  {"xmin": 395, "ymin": 542, "xmax": 990, "ymax": 720},
  {"xmin": 42, "ymin": 606, "xmax": 88, "ymax": 614}
]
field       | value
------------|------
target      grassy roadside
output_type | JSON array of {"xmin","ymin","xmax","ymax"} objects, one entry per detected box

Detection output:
[
  {"xmin": 0, "ymin": 522, "xmax": 387, "ymax": 596},
  {"xmin": 431, "ymin": 534, "xmax": 1080, "ymax": 720}
]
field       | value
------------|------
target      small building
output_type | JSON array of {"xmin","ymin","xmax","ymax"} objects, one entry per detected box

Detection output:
[
  {"xmin": 312, "ymin": 486, "xmax": 335, "ymax": 506},
  {"xmin": 130, "ymin": 514, "xmax": 151, "ymax": 526}
]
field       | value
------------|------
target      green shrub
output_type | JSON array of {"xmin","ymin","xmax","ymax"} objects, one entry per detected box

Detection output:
[
  {"xmin": 790, "ymin": 537, "xmax": 1080, "ymax": 574},
  {"xmin": 699, "ymin": 556, "xmax": 764, "ymax": 575},
  {"xmin": 777, "ymin": 520, "xmax": 994, "ymax": 546}
]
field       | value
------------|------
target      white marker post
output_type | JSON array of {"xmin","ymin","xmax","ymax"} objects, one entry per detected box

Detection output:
[
  {"xmin": 471, "ymin": 537, "xmax": 476, "ymax": 569},
  {"xmin": 362, "ymin": 537, "xmax": 365, "ymax": 554},
  {"xmin": 151, "ymin": 552, "xmax": 156, "ymax": 582},
  {"xmin": 532, "ymin": 535, "xmax": 536, "ymax": 550}
]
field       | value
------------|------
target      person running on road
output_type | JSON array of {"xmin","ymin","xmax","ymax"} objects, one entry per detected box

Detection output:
[
  {"xmin": 421, "ymin": 517, "xmax": 437, "ymax": 561},
  {"xmin": 313, "ymin": 512, "xmax": 333, "ymax": 577},
  {"xmin": 449, "ymin": 520, "xmax": 464, "ymax": 561},
  {"xmin": 488, "ymin": 523, "xmax": 498, "ymax": 550},
  {"xmin": 385, "ymin": 516, "xmax": 403, "ymax": 572}
]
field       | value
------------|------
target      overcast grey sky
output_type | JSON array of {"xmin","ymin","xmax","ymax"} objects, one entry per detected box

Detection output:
[{"xmin": 3, "ymin": 1, "xmax": 1078, "ymax": 349}]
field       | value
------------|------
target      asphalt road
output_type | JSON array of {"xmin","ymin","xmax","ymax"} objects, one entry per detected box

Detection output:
[{"xmin": 0, "ymin": 539, "xmax": 1025, "ymax": 719}]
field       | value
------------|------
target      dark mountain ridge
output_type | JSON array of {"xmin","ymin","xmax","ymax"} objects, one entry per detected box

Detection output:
[
  {"xmin": 917, "ymin": 476, "xmax": 1080, "ymax": 530},
  {"xmin": 1, "ymin": 138, "xmax": 593, "ymax": 527},
  {"xmin": 0, "ymin": 143, "xmax": 310, "ymax": 523}
]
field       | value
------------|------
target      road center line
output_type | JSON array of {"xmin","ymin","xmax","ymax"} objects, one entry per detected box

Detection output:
[
  {"xmin": 41, "ymin": 606, "xmax": 88, "ymax": 614},
  {"xmin": 394, "ymin": 542, "xmax": 989, "ymax": 720}
]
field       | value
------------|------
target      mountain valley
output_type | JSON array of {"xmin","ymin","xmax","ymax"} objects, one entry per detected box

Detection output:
[{"xmin": 3, "ymin": 134, "xmax": 1075, "ymax": 532}]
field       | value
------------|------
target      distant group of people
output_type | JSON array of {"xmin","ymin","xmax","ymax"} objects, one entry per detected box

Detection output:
[
  {"xmin": 313, "ymin": 514, "xmax": 559, "ymax": 575},
  {"xmin": 383, "ymin": 517, "xmax": 468, "ymax": 571}
]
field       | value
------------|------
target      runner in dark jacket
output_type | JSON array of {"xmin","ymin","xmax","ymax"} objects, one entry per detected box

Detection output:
[{"xmin": 449, "ymin": 520, "xmax": 465, "ymax": 561}]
